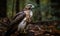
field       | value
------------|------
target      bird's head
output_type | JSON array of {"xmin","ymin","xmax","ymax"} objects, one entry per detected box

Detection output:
[{"xmin": 25, "ymin": 4, "xmax": 35, "ymax": 10}]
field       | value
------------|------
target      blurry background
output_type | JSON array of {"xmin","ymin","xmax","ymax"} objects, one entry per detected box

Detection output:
[
  {"xmin": 0, "ymin": 0, "xmax": 60, "ymax": 22},
  {"xmin": 0, "ymin": 0, "xmax": 60, "ymax": 36}
]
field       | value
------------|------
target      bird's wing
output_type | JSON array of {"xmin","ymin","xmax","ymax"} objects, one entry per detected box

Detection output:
[
  {"xmin": 12, "ymin": 12, "xmax": 24, "ymax": 20},
  {"xmin": 9, "ymin": 12, "xmax": 26, "ymax": 27},
  {"xmin": 5, "ymin": 12, "xmax": 26, "ymax": 36}
]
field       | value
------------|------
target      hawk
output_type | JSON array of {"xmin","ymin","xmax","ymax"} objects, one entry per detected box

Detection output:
[{"xmin": 5, "ymin": 4, "xmax": 34, "ymax": 36}]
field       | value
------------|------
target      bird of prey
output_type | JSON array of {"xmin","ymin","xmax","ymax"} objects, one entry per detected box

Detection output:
[{"xmin": 5, "ymin": 4, "xmax": 34, "ymax": 36}]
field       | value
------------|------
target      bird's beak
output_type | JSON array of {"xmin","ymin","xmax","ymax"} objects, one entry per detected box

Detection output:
[{"xmin": 31, "ymin": 5, "xmax": 35, "ymax": 9}]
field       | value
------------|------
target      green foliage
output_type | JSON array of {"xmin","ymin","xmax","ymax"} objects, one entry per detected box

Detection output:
[
  {"xmin": 7, "ymin": 0, "xmax": 13, "ymax": 19},
  {"xmin": 7, "ymin": 0, "xmax": 16, "ymax": 19},
  {"xmin": 7, "ymin": 0, "xmax": 60, "ymax": 21}
]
